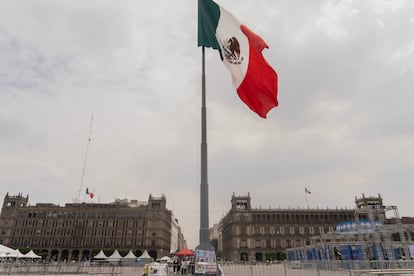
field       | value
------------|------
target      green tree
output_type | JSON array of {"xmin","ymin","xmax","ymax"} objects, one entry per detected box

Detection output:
[
  {"xmin": 118, "ymin": 249, "xmax": 129, "ymax": 257},
  {"xmin": 265, "ymin": 252, "xmax": 276, "ymax": 261},
  {"xmin": 17, "ymin": 247, "xmax": 30, "ymax": 254},
  {"xmin": 103, "ymin": 248, "xmax": 115, "ymax": 256},
  {"xmin": 276, "ymin": 251, "xmax": 287, "ymax": 260}
]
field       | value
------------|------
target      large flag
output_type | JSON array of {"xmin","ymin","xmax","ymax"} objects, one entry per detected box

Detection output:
[{"xmin": 198, "ymin": 0, "xmax": 278, "ymax": 118}]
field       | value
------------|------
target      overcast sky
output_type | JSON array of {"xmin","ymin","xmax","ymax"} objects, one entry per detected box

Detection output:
[{"xmin": 1, "ymin": 0, "xmax": 414, "ymax": 249}]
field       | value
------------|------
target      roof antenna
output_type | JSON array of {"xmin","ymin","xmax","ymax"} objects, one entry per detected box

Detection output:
[{"xmin": 76, "ymin": 114, "xmax": 94, "ymax": 203}]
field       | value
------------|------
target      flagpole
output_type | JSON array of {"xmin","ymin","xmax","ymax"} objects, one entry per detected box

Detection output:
[
  {"xmin": 304, "ymin": 188, "xmax": 311, "ymax": 208},
  {"xmin": 197, "ymin": 46, "xmax": 213, "ymax": 251},
  {"xmin": 305, "ymin": 191, "xmax": 309, "ymax": 209}
]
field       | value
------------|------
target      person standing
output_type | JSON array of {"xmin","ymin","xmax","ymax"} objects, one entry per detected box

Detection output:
[
  {"xmin": 181, "ymin": 257, "xmax": 188, "ymax": 275},
  {"xmin": 173, "ymin": 257, "xmax": 179, "ymax": 274},
  {"xmin": 143, "ymin": 263, "xmax": 149, "ymax": 276}
]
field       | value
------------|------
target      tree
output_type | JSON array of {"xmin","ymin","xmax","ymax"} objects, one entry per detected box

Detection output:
[{"xmin": 265, "ymin": 252, "xmax": 276, "ymax": 261}]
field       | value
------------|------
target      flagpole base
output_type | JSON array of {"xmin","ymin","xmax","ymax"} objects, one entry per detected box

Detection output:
[{"xmin": 195, "ymin": 242, "xmax": 214, "ymax": 252}]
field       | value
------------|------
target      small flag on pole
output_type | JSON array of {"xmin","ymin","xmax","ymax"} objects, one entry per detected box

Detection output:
[
  {"xmin": 305, "ymin": 188, "xmax": 311, "ymax": 194},
  {"xmin": 86, "ymin": 188, "xmax": 94, "ymax": 199}
]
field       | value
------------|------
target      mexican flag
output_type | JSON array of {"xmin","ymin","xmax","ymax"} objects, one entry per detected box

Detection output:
[
  {"xmin": 86, "ymin": 188, "xmax": 94, "ymax": 199},
  {"xmin": 198, "ymin": 0, "xmax": 278, "ymax": 118}
]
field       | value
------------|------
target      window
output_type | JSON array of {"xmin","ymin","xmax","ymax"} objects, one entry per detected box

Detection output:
[
  {"xmin": 392, "ymin": 233, "xmax": 401, "ymax": 241},
  {"xmin": 240, "ymin": 240, "xmax": 247, "ymax": 248},
  {"xmin": 240, "ymin": 226, "xmax": 247, "ymax": 235}
]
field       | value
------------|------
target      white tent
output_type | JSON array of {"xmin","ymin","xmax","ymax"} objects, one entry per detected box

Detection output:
[
  {"xmin": 123, "ymin": 250, "xmax": 137, "ymax": 259},
  {"xmin": 138, "ymin": 250, "xmax": 152, "ymax": 259},
  {"xmin": 138, "ymin": 250, "xmax": 153, "ymax": 264},
  {"xmin": 23, "ymin": 250, "xmax": 41, "ymax": 259},
  {"xmin": 92, "ymin": 250, "xmax": 107, "ymax": 259},
  {"xmin": 157, "ymin": 256, "xmax": 171, "ymax": 263},
  {"xmin": 16, "ymin": 249, "xmax": 26, "ymax": 258},
  {"xmin": 107, "ymin": 250, "xmax": 122, "ymax": 262},
  {"xmin": 0, "ymin": 244, "xmax": 19, "ymax": 258},
  {"xmin": 122, "ymin": 250, "xmax": 137, "ymax": 264}
]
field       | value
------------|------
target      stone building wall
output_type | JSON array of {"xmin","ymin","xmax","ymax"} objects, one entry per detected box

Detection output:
[
  {"xmin": 220, "ymin": 193, "xmax": 356, "ymax": 261},
  {"xmin": 0, "ymin": 193, "xmax": 174, "ymax": 261}
]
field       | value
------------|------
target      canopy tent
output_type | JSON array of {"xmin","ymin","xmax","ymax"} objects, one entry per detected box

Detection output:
[
  {"xmin": 16, "ymin": 249, "xmax": 26, "ymax": 258},
  {"xmin": 107, "ymin": 249, "xmax": 122, "ymax": 261},
  {"xmin": 138, "ymin": 250, "xmax": 153, "ymax": 264},
  {"xmin": 0, "ymin": 244, "xmax": 19, "ymax": 258},
  {"xmin": 157, "ymin": 256, "xmax": 171, "ymax": 263},
  {"xmin": 175, "ymin": 247, "xmax": 194, "ymax": 257},
  {"xmin": 23, "ymin": 250, "xmax": 42, "ymax": 259},
  {"xmin": 123, "ymin": 250, "xmax": 137, "ymax": 259},
  {"xmin": 92, "ymin": 250, "xmax": 107, "ymax": 259},
  {"xmin": 121, "ymin": 250, "xmax": 137, "ymax": 265}
]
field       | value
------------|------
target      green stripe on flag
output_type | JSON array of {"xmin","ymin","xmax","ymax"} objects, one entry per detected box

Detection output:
[{"xmin": 198, "ymin": 0, "xmax": 221, "ymax": 49}]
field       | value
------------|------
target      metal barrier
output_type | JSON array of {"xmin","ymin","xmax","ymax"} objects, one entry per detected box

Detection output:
[{"xmin": 1, "ymin": 260, "xmax": 413, "ymax": 275}]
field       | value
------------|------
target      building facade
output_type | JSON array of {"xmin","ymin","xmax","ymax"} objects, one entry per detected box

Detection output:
[
  {"xmin": 288, "ymin": 194, "xmax": 414, "ymax": 262},
  {"xmin": 219, "ymin": 193, "xmax": 356, "ymax": 261},
  {"xmin": 0, "ymin": 193, "xmax": 183, "ymax": 261},
  {"xmin": 171, "ymin": 216, "xmax": 186, "ymax": 254}
]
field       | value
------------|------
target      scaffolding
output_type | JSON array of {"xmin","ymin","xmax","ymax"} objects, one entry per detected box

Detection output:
[{"xmin": 287, "ymin": 194, "xmax": 414, "ymax": 263}]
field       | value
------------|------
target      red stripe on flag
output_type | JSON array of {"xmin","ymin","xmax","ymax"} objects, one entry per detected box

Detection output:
[{"xmin": 237, "ymin": 25, "xmax": 278, "ymax": 118}]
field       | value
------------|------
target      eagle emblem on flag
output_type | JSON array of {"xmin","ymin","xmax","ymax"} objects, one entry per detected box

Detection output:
[{"xmin": 221, "ymin": 37, "xmax": 244, "ymax": 65}]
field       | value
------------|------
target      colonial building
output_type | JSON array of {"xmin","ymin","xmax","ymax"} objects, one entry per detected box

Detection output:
[
  {"xmin": 0, "ymin": 193, "xmax": 184, "ymax": 261},
  {"xmin": 219, "ymin": 193, "xmax": 356, "ymax": 261}
]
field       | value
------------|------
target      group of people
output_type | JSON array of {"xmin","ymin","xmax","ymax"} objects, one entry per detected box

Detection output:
[
  {"xmin": 172, "ymin": 256, "xmax": 194, "ymax": 275},
  {"xmin": 142, "ymin": 256, "xmax": 195, "ymax": 276}
]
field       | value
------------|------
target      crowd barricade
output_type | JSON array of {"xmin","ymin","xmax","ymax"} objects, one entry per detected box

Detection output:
[{"xmin": 1, "ymin": 260, "xmax": 414, "ymax": 275}]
